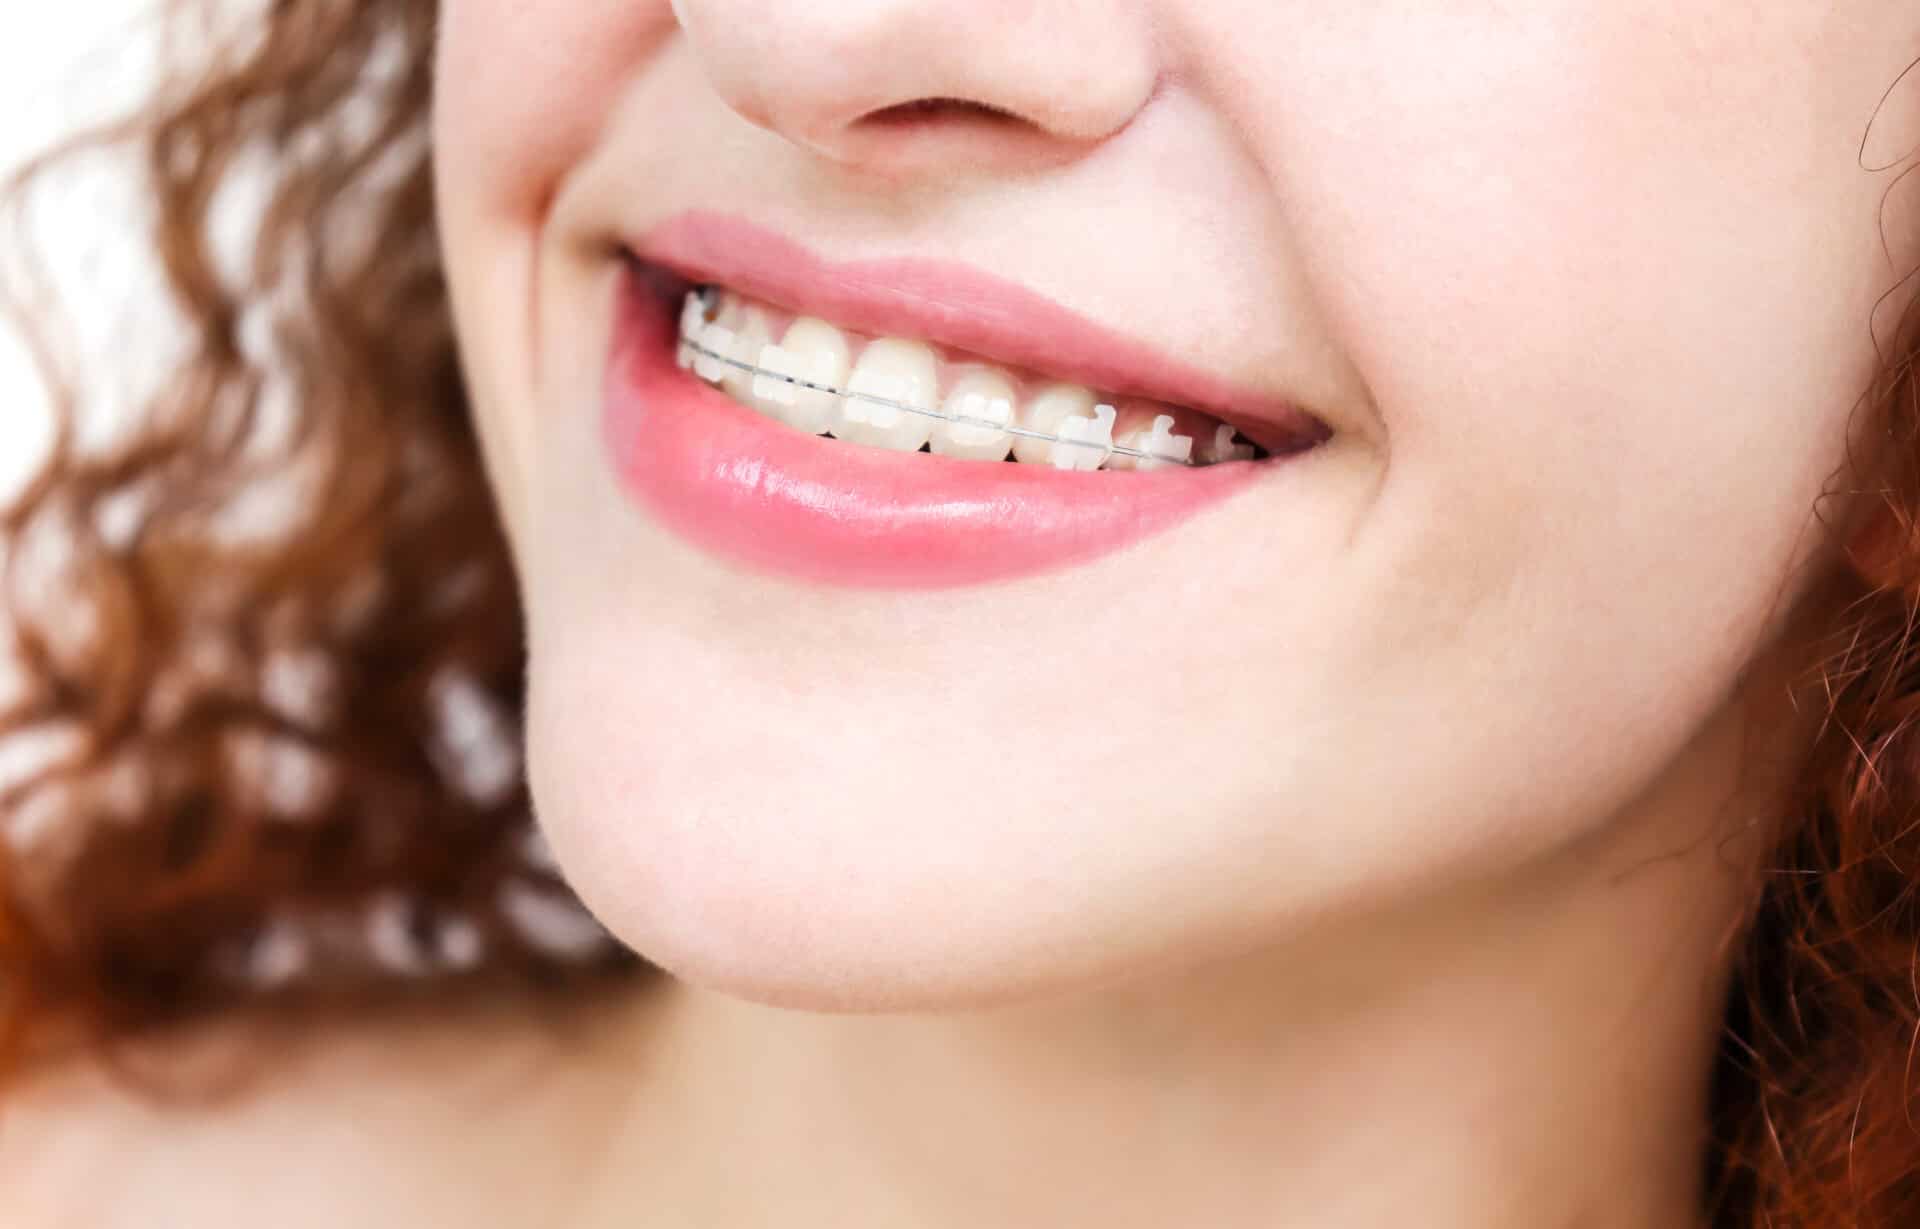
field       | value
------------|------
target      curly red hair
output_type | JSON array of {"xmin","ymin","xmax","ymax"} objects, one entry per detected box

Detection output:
[
  {"xmin": 0, "ymin": 0, "xmax": 635, "ymax": 1067},
  {"xmin": 6, "ymin": 3, "xmax": 1920, "ymax": 1224}
]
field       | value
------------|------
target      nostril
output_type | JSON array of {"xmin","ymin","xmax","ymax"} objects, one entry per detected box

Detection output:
[
  {"xmin": 815, "ymin": 93, "xmax": 1100, "ymax": 176},
  {"xmin": 859, "ymin": 97, "xmax": 1028, "ymax": 129}
]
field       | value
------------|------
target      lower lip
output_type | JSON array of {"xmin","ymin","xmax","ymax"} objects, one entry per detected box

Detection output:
[{"xmin": 599, "ymin": 267, "xmax": 1275, "ymax": 590}]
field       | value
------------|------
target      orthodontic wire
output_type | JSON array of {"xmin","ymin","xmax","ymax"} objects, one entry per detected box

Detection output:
[{"xmin": 678, "ymin": 307, "xmax": 1208, "ymax": 468}]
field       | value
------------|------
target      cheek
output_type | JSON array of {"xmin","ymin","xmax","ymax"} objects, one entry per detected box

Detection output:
[
  {"xmin": 431, "ymin": 1, "xmax": 680, "ymax": 563},
  {"xmin": 1161, "ymin": 5, "xmax": 1901, "ymax": 863},
  {"xmin": 1226, "ymin": 4, "xmax": 1889, "ymax": 660},
  {"xmin": 433, "ymin": 0, "xmax": 675, "ymax": 223}
]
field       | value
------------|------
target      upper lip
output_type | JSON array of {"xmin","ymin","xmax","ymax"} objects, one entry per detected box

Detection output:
[{"xmin": 624, "ymin": 210, "xmax": 1332, "ymax": 452}]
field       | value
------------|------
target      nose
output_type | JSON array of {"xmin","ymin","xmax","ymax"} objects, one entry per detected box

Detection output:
[{"xmin": 669, "ymin": 0, "xmax": 1160, "ymax": 177}]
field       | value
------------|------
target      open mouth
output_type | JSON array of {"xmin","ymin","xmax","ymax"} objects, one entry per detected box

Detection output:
[
  {"xmin": 599, "ymin": 213, "xmax": 1333, "ymax": 590},
  {"xmin": 673, "ymin": 280, "xmax": 1282, "ymax": 471}
]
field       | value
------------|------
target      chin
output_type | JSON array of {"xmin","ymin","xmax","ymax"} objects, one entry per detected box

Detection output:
[
  {"xmin": 519, "ymin": 635, "xmax": 1285, "ymax": 1015},
  {"xmin": 527, "ymin": 750, "xmax": 1078, "ymax": 1014}
]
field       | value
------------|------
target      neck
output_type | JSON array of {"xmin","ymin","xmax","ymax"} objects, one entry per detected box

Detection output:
[{"xmin": 587, "ymin": 699, "xmax": 1776, "ymax": 1229}]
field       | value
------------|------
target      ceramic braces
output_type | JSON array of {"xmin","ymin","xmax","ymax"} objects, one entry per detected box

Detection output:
[{"xmin": 677, "ymin": 288, "xmax": 1259, "ymax": 469}]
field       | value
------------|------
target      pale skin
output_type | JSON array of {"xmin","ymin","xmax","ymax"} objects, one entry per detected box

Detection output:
[{"xmin": 7, "ymin": 2, "xmax": 1920, "ymax": 1226}]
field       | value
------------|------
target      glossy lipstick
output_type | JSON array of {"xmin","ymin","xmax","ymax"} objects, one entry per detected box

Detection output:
[{"xmin": 599, "ymin": 217, "xmax": 1321, "ymax": 589}]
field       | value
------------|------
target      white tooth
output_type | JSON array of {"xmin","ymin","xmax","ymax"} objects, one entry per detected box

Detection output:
[
  {"xmin": 1051, "ymin": 403, "xmax": 1116, "ymax": 471},
  {"xmin": 749, "ymin": 343, "xmax": 799, "ymax": 409},
  {"xmin": 1199, "ymin": 423, "xmax": 1255, "ymax": 464},
  {"xmin": 1114, "ymin": 414, "xmax": 1194, "ymax": 471},
  {"xmin": 676, "ymin": 291, "xmax": 708, "ymax": 371},
  {"xmin": 1010, "ymin": 384, "xmax": 1098, "ymax": 466},
  {"xmin": 763, "ymin": 317, "xmax": 850, "ymax": 434},
  {"xmin": 931, "ymin": 368, "xmax": 1016, "ymax": 461},
  {"xmin": 694, "ymin": 323, "xmax": 734, "ymax": 383},
  {"xmin": 719, "ymin": 306, "xmax": 772, "ymax": 402},
  {"xmin": 679, "ymin": 289, "xmax": 709, "ymax": 341},
  {"xmin": 839, "ymin": 338, "xmax": 938, "ymax": 451}
]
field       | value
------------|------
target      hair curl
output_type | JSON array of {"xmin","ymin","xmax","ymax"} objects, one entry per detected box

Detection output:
[
  {"xmin": 0, "ymin": 0, "xmax": 638, "ymax": 1072},
  {"xmin": 7, "ymin": 3, "xmax": 1920, "ymax": 1225}
]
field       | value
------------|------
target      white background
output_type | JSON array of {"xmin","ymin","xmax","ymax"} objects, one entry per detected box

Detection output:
[{"xmin": 0, "ymin": 1, "xmax": 162, "ymax": 499}]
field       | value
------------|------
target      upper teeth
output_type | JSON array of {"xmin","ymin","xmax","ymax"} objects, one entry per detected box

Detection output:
[
  {"xmin": 677, "ymin": 287, "xmax": 1260, "ymax": 470},
  {"xmin": 936, "ymin": 370, "xmax": 1017, "ymax": 461}
]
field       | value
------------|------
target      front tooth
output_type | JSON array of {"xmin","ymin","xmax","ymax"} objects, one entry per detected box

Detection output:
[
  {"xmin": 931, "ymin": 368, "xmax": 1017, "ymax": 461},
  {"xmin": 718, "ymin": 305, "xmax": 772, "ymax": 402},
  {"xmin": 838, "ymin": 338, "xmax": 939, "ymax": 451},
  {"xmin": 1010, "ymin": 384, "xmax": 1099, "ymax": 467},
  {"xmin": 758, "ymin": 317, "xmax": 850, "ymax": 434}
]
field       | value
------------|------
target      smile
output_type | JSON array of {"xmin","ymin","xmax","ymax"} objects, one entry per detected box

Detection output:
[
  {"xmin": 678, "ymin": 284, "xmax": 1264, "ymax": 470},
  {"xmin": 599, "ymin": 212, "xmax": 1333, "ymax": 589}
]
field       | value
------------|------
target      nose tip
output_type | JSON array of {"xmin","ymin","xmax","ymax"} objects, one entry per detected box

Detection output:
[{"xmin": 675, "ymin": 0, "xmax": 1159, "ymax": 179}]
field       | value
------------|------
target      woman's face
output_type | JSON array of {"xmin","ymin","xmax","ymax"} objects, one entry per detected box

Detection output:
[{"xmin": 433, "ymin": 1, "xmax": 1916, "ymax": 1006}]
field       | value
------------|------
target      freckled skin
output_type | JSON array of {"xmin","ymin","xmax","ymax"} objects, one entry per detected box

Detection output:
[{"xmin": 433, "ymin": 0, "xmax": 1919, "ymax": 1009}]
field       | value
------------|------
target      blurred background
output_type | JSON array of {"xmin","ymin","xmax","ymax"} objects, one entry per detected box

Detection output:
[
  {"xmin": 0, "ymin": 2, "xmax": 167, "ymax": 792},
  {"xmin": 1, "ymin": 1, "xmax": 164, "ymax": 503}
]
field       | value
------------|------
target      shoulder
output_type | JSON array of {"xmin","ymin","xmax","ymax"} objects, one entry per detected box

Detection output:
[{"xmin": 0, "ymin": 982, "xmax": 666, "ymax": 1229}]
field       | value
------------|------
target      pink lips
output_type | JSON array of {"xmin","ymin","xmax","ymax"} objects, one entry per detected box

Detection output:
[{"xmin": 598, "ymin": 213, "xmax": 1311, "ymax": 590}]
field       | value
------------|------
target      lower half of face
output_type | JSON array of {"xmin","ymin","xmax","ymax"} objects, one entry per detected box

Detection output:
[{"xmin": 431, "ymin": 0, "xmax": 1916, "ymax": 1008}]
